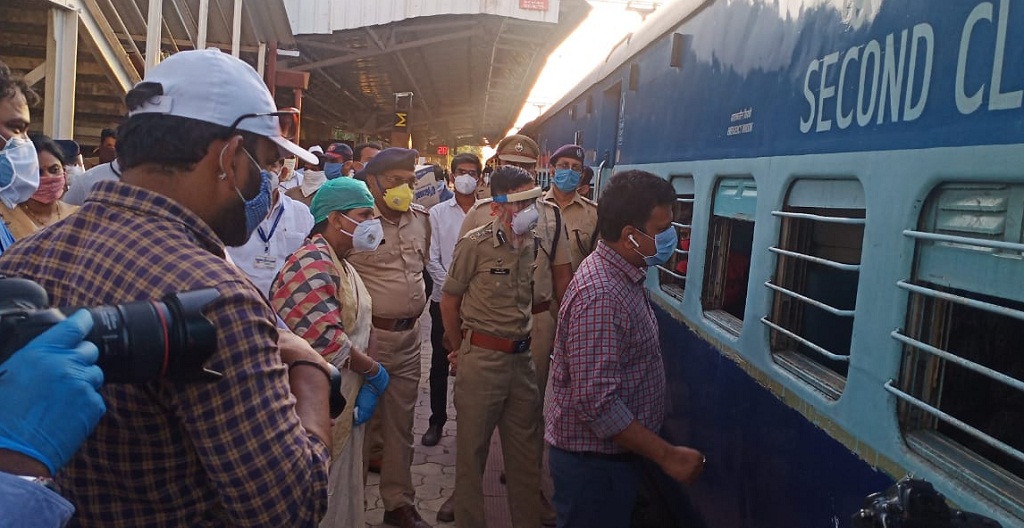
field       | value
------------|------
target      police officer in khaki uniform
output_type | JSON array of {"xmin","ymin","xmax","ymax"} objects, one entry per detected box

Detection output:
[
  {"xmin": 544, "ymin": 144, "xmax": 599, "ymax": 273},
  {"xmin": 459, "ymin": 135, "xmax": 571, "ymax": 403},
  {"xmin": 346, "ymin": 147, "xmax": 431, "ymax": 528},
  {"xmin": 447, "ymin": 135, "xmax": 568, "ymax": 526},
  {"xmin": 441, "ymin": 166, "xmax": 544, "ymax": 528}
]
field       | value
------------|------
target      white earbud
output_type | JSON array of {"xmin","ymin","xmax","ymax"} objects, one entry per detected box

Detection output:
[{"xmin": 628, "ymin": 234, "xmax": 639, "ymax": 247}]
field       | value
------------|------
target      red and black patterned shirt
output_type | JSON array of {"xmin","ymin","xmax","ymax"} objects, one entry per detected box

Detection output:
[{"xmin": 545, "ymin": 240, "xmax": 667, "ymax": 454}]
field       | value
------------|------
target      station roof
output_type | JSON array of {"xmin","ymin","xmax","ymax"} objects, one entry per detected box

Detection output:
[
  {"xmin": 2, "ymin": 0, "xmax": 292, "ymax": 146},
  {"xmin": 280, "ymin": 0, "xmax": 590, "ymax": 149}
]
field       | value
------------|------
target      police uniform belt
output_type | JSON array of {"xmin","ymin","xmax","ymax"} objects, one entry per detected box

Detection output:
[
  {"xmin": 531, "ymin": 301, "xmax": 551, "ymax": 314},
  {"xmin": 469, "ymin": 331, "xmax": 531, "ymax": 354},
  {"xmin": 371, "ymin": 316, "xmax": 417, "ymax": 332}
]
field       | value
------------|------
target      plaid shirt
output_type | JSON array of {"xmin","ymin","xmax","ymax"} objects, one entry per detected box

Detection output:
[
  {"xmin": 0, "ymin": 181, "xmax": 329, "ymax": 526},
  {"xmin": 545, "ymin": 240, "xmax": 666, "ymax": 454},
  {"xmin": 270, "ymin": 234, "xmax": 351, "ymax": 360}
]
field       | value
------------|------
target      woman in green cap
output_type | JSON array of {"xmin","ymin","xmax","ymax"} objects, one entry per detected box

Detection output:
[{"xmin": 270, "ymin": 177, "xmax": 389, "ymax": 528}]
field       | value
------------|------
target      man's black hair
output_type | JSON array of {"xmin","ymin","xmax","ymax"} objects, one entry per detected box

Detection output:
[
  {"xmin": 489, "ymin": 166, "xmax": 533, "ymax": 196},
  {"xmin": 450, "ymin": 153, "xmax": 481, "ymax": 174},
  {"xmin": 29, "ymin": 133, "xmax": 66, "ymax": 166},
  {"xmin": 353, "ymin": 141, "xmax": 383, "ymax": 161},
  {"xmin": 100, "ymin": 128, "xmax": 117, "ymax": 142},
  {"xmin": 597, "ymin": 170, "xmax": 675, "ymax": 242},
  {"xmin": 118, "ymin": 81, "xmax": 260, "ymax": 172},
  {"xmin": 0, "ymin": 60, "xmax": 39, "ymax": 107}
]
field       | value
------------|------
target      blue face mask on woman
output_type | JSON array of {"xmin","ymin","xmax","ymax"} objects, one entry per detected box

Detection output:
[
  {"xmin": 552, "ymin": 168, "xmax": 581, "ymax": 193},
  {"xmin": 632, "ymin": 225, "xmax": 678, "ymax": 266}
]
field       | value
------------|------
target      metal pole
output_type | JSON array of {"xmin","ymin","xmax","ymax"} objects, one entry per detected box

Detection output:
[
  {"xmin": 145, "ymin": 0, "xmax": 164, "ymax": 71},
  {"xmin": 231, "ymin": 0, "xmax": 242, "ymax": 58},
  {"xmin": 197, "ymin": 0, "xmax": 209, "ymax": 49}
]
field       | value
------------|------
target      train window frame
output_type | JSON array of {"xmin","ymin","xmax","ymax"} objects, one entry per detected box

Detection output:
[
  {"xmin": 890, "ymin": 182, "xmax": 1024, "ymax": 517},
  {"xmin": 670, "ymin": 33, "xmax": 686, "ymax": 68},
  {"xmin": 656, "ymin": 175, "xmax": 695, "ymax": 300},
  {"xmin": 702, "ymin": 177, "xmax": 756, "ymax": 336},
  {"xmin": 762, "ymin": 179, "xmax": 866, "ymax": 400},
  {"xmin": 629, "ymin": 63, "xmax": 640, "ymax": 91}
]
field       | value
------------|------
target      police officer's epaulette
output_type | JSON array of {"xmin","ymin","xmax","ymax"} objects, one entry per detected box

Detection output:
[
  {"xmin": 409, "ymin": 202, "xmax": 429, "ymax": 214},
  {"xmin": 465, "ymin": 223, "xmax": 494, "ymax": 243},
  {"xmin": 579, "ymin": 195, "xmax": 598, "ymax": 207}
]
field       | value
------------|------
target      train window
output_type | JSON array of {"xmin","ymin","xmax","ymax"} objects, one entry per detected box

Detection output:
[
  {"xmin": 570, "ymin": 104, "xmax": 577, "ymax": 121},
  {"xmin": 763, "ymin": 179, "xmax": 865, "ymax": 399},
  {"xmin": 629, "ymin": 63, "xmax": 640, "ymax": 91},
  {"xmin": 702, "ymin": 177, "xmax": 756, "ymax": 335},
  {"xmin": 891, "ymin": 183, "xmax": 1024, "ymax": 511},
  {"xmin": 656, "ymin": 175, "xmax": 695, "ymax": 300},
  {"xmin": 574, "ymin": 131, "xmax": 583, "ymax": 145},
  {"xmin": 586, "ymin": 95, "xmax": 594, "ymax": 115}
]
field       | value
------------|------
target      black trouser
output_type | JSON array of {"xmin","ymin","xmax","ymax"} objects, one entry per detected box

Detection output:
[{"xmin": 428, "ymin": 300, "xmax": 449, "ymax": 427}]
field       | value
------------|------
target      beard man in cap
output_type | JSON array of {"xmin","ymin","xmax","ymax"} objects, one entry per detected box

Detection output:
[
  {"xmin": 0, "ymin": 49, "xmax": 334, "ymax": 525},
  {"xmin": 346, "ymin": 147, "xmax": 432, "ymax": 528}
]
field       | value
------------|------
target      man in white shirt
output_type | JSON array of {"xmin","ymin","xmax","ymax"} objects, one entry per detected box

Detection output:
[
  {"xmin": 226, "ymin": 182, "xmax": 315, "ymax": 298},
  {"xmin": 63, "ymin": 160, "xmax": 121, "ymax": 206},
  {"xmin": 423, "ymin": 152, "xmax": 482, "ymax": 448}
]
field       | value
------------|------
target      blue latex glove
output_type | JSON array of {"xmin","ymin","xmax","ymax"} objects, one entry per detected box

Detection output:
[
  {"xmin": 0, "ymin": 310, "xmax": 105, "ymax": 475},
  {"xmin": 353, "ymin": 364, "xmax": 390, "ymax": 425}
]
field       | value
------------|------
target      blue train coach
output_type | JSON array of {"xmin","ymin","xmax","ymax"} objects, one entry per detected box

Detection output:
[{"xmin": 522, "ymin": 0, "xmax": 1024, "ymax": 526}]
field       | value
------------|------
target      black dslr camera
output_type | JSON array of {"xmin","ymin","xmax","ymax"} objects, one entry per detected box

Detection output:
[
  {"xmin": 853, "ymin": 476, "xmax": 1002, "ymax": 528},
  {"xmin": 0, "ymin": 277, "xmax": 346, "ymax": 417},
  {"xmin": 0, "ymin": 277, "xmax": 221, "ymax": 383}
]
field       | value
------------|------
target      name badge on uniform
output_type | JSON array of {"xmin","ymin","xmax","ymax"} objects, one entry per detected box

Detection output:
[
  {"xmin": 254, "ymin": 255, "xmax": 278, "ymax": 269},
  {"xmin": 490, "ymin": 268, "xmax": 510, "ymax": 275}
]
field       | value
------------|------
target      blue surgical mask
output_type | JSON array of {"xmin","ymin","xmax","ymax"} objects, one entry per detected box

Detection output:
[
  {"xmin": 238, "ymin": 149, "xmax": 273, "ymax": 236},
  {"xmin": 324, "ymin": 162, "xmax": 344, "ymax": 180},
  {"xmin": 0, "ymin": 135, "xmax": 40, "ymax": 208},
  {"xmin": 553, "ymin": 168, "xmax": 581, "ymax": 193},
  {"xmin": 633, "ymin": 226, "xmax": 678, "ymax": 266}
]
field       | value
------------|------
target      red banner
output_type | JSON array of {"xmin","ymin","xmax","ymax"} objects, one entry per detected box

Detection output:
[{"xmin": 520, "ymin": 0, "xmax": 548, "ymax": 10}]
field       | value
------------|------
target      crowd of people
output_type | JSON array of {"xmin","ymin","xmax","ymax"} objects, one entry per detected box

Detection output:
[{"xmin": 0, "ymin": 49, "xmax": 704, "ymax": 528}]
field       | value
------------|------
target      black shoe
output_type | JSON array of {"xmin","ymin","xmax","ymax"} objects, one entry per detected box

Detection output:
[
  {"xmin": 421, "ymin": 423, "xmax": 443, "ymax": 446},
  {"xmin": 383, "ymin": 505, "xmax": 430, "ymax": 528},
  {"xmin": 436, "ymin": 493, "xmax": 455, "ymax": 523}
]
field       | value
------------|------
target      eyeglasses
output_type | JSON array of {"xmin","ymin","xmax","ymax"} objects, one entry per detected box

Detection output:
[
  {"xmin": 226, "ymin": 107, "xmax": 300, "ymax": 141},
  {"xmin": 455, "ymin": 169, "xmax": 479, "ymax": 177},
  {"xmin": 40, "ymin": 164, "xmax": 64, "ymax": 176},
  {"xmin": 554, "ymin": 161, "xmax": 583, "ymax": 171}
]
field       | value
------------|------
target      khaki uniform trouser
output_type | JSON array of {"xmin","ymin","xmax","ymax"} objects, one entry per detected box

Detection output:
[
  {"xmin": 363, "ymin": 322, "xmax": 422, "ymax": 510},
  {"xmin": 454, "ymin": 336, "xmax": 541, "ymax": 528},
  {"xmin": 530, "ymin": 309, "xmax": 556, "ymax": 406}
]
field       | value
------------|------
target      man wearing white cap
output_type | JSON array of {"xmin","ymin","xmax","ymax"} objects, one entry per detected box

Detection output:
[{"xmin": 0, "ymin": 49, "xmax": 333, "ymax": 525}]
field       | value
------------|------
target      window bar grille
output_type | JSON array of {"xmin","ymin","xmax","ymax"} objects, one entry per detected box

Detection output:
[
  {"xmin": 891, "ymin": 331, "xmax": 1024, "ymax": 394},
  {"xmin": 760, "ymin": 317, "xmax": 850, "ymax": 362},
  {"xmin": 771, "ymin": 211, "xmax": 866, "ymax": 225},
  {"xmin": 896, "ymin": 281, "xmax": 1024, "ymax": 323},
  {"xmin": 656, "ymin": 266, "xmax": 685, "ymax": 280},
  {"xmin": 672, "ymin": 222, "xmax": 692, "ymax": 229},
  {"xmin": 764, "ymin": 281, "xmax": 855, "ymax": 317},
  {"xmin": 768, "ymin": 247, "xmax": 861, "ymax": 272},
  {"xmin": 904, "ymin": 229, "xmax": 1024, "ymax": 253},
  {"xmin": 884, "ymin": 380, "xmax": 1024, "ymax": 466},
  {"xmin": 676, "ymin": 197, "xmax": 695, "ymax": 203}
]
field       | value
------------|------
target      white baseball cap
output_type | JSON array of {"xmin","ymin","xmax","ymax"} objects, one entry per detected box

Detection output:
[
  {"xmin": 127, "ymin": 49, "xmax": 318, "ymax": 165},
  {"xmin": 308, "ymin": 145, "xmax": 324, "ymax": 155}
]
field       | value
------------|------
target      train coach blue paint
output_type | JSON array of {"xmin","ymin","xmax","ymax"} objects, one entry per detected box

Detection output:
[
  {"xmin": 527, "ymin": 0, "xmax": 1024, "ymax": 525},
  {"xmin": 655, "ymin": 306, "xmax": 893, "ymax": 527}
]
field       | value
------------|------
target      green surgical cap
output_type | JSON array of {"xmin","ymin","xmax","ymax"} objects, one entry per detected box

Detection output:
[{"xmin": 309, "ymin": 177, "xmax": 376, "ymax": 224}]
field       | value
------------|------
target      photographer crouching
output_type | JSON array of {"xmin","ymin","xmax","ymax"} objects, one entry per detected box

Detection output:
[{"xmin": 0, "ymin": 50, "xmax": 334, "ymax": 526}]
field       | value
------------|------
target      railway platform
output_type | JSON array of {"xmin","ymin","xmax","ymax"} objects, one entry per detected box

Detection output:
[{"xmin": 363, "ymin": 309, "xmax": 515, "ymax": 528}]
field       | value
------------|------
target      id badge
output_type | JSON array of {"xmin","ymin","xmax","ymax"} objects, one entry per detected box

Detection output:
[{"xmin": 254, "ymin": 254, "xmax": 278, "ymax": 269}]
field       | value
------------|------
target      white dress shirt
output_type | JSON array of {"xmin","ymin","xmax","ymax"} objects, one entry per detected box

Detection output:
[
  {"xmin": 427, "ymin": 196, "xmax": 470, "ymax": 302},
  {"xmin": 226, "ymin": 192, "xmax": 315, "ymax": 298},
  {"xmin": 63, "ymin": 161, "xmax": 120, "ymax": 206}
]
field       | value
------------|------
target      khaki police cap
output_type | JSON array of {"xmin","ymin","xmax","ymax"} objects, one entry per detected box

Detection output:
[{"xmin": 494, "ymin": 134, "xmax": 539, "ymax": 164}]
